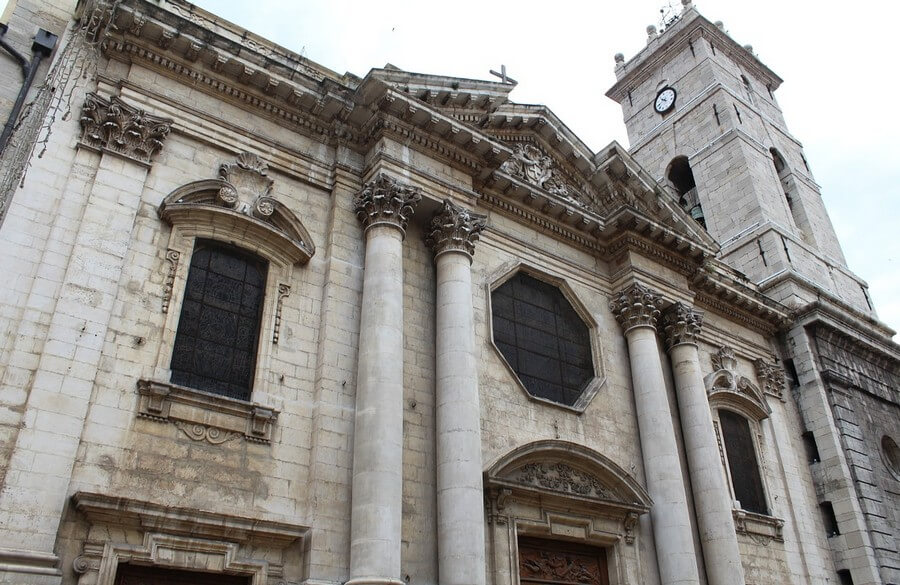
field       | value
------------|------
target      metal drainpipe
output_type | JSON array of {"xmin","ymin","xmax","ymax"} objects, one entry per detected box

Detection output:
[{"xmin": 0, "ymin": 25, "xmax": 58, "ymax": 152}]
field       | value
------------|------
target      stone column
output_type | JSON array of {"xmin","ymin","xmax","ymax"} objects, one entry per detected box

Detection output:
[
  {"xmin": 349, "ymin": 174, "xmax": 420, "ymax": 585},
  {"xmin": 662, "ymin": 303, "xmax": 746, "ymax": 585},
  {"xmin": 609, "ymin": 284, "xmax": 700, "ymax": 585},
  {"xmin": 425, "ymin": 200, "xmax": 487, "ymax": 585}
]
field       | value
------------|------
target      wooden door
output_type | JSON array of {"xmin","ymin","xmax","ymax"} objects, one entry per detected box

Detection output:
[
  {"xmin": 113, "ymin": 564, "xmax": 249, "ymax": 585},
  {"xmin": 518, "ymin": 536, "xmax": 610, "ymax": 585}
]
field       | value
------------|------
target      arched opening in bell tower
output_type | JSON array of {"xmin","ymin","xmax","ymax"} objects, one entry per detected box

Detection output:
[{"xmin": 667, "ymin": 156, "xmax": 705, "ymax": 228}]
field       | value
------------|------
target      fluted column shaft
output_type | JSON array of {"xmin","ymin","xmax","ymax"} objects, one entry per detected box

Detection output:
[
  {"xmin": 349, "ymin": 175, "xmax": 420, "ymax": 585},
  {"xmin": 663, "ymin": 304, "xmax": 746, "ymax": 585},
  {"xmin": 610, "ymin": 285, "xmax": 700, "ymax": 585},
  {"xmin": 427, "ymin": 200, "xmax": 487, "ymax": 585}
]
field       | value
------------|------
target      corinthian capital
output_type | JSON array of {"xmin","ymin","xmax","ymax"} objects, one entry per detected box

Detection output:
[
  {"xmin": 354, "ymin": 174, "xmax": 421, "ymax": 235},
  {"xmin": 609, "ymin": 283, "xmax": 663, "ymax": 332},
  {"xmin": 79, "ymin": 93, "xmax": 172, "ymax": 164},
  {"xmin": 661, "ymin": 302, "xmax": 703, "ymax": 350},
  {"xmin": 425, "ymin": 199, "xmax": 487, "ymax": 260}
]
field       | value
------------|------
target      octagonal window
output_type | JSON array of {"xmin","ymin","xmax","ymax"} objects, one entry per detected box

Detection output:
[{"xmin": 491, "ymin": 271, "xmax": 594, "ymax": 407}]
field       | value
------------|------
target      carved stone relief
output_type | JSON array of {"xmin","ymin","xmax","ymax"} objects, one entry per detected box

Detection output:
[
  {"xmin": 79, "ymin": 93, "xmax": 172, "ymax": 164},
  {"xmin": 161, "ymin": 249, "xmax": 180, "ymax": 313},
  {"xmin": 272, "ymin": 283, "xmax": 291, "ymax": 344},
  {"xmin": 510, "ymin": 462, "xmax": 619, "ymax": 501},
  {"xmin": 500, "ymin": 143, "xmax": 589, "ymax": 209}
]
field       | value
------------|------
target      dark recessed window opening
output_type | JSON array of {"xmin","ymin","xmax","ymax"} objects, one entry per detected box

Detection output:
[
  {"xmin": 820, "ymin": 501, "xmax": 840, "ymax": 537},
  {"xmin": 784, "ymin": 358, "xmax": 800, "ymax": 388},
  {"xmin": 837, "ymin": 569, "xmax": 854, "ymax": 585},
  {"xmin": 801, "ymin": 431, "xmax": 821, "ymax": 464},
  {"xmin": 720, "ymin": 409, "xmax": 768, "ymax": 515},
  {"xmin": 491, "ymin": 272, "xmax": 593, "ymax": 407},
  {"xmin": 170, "ymin": 240, "xmax": 268, "ymax": 401},
  {"xmin": 668, "ymin": 156, "xmax": 705, "ymax": 228}
]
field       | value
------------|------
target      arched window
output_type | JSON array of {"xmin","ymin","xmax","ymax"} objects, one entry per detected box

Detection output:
[
  {"xmin": 667, "ymin": 156, "xmax": 705, "ymax": 228},
  {"xmin": 741, "ymin": 74, "xmax": 754, "ymax": 102},
  {"xmin": 770, "ymin": 148, "xmax": 794, "ymax": 209},
  {"xmin": 170, "ymin": 241, "xmax": 268, "ymax": 401},
  {"xmin": 719, "ymin": 409, "xmax": 768, "ymax": 514}
]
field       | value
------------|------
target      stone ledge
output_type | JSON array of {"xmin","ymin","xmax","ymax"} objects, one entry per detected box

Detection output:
[
  {"xmin": 137, "ymin": 379, "xmax": 278, "ymax": 443},
  {"xmin": 734, "ymin": 509, "xmax": 784, "ymax": 544}
]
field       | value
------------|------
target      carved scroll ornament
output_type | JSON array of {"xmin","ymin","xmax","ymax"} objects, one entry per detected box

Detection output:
[
  {"xmin": 425, "ymin": 199, "xmax": 487, "ymax": 259},
  {"xmin": 79, "ymin": 93, "xmax": 172, "ymax": 164}
]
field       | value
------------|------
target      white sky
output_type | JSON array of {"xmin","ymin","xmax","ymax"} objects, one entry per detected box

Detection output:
[{"xmin": 195, "ymin": 0, "xmax": 900, "ymax": 337}]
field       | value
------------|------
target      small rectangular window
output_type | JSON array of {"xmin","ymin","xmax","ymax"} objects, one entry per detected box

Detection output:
[
  {"xmin": 801, "ymin": 431, "xmax": 820, "ymax": 464},
  {"xmin": 837, "ymin": 569, "xmax": 854, "ymax": 585},
  {"xmin": 820, "ymin": 501, "xmax": 840, "ymax": 537}
]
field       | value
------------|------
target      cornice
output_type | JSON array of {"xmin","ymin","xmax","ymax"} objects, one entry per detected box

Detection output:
[{"xmin": 793, "ymin": 300, "xmax": 900, "ymax": 364}]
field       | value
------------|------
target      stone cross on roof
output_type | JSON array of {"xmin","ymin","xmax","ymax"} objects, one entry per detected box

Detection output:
[{"xmin": 489, "ymin": 64, "xmax": 518, "ymax": 85}]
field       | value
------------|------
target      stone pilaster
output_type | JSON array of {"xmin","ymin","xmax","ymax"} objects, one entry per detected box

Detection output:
[
  {"xmin": 0, "ymin": 94, "xmax": 170, "ymax": 582},
  {"xmin": 348, "ymin": 174, "xmax": 420, "ymax": 585},
  {"xmin": 426, "ymin": 200, "xmax": 487, "ymax": 585},
  {"xmin": 662, "ymin": 303, "xmax": 746, "ymax": 585},
  {"xmin": 609, "ymin": 285, "xmax": 700, "ymax": 585}
]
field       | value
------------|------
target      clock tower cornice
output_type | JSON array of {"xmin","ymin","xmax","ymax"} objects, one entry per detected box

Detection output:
[{"xmin": 606, "ymin": 11, "xmax": 782, "ymax": 103}]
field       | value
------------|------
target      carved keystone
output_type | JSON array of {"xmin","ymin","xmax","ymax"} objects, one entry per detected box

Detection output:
[
  {"xmin": 425, "ymin": 199, "xmax": 487, "ymax": 260},
  {"xmin": 661, "ymin": 302, "xmax": 703, "ymax": 350},
  {"xmin": 354, "ymin": 174, "xmax": 421, "ymax": 235},
  {"xmin": 609, "ymin": 283, "xmax": 663, "ymax": 333}
]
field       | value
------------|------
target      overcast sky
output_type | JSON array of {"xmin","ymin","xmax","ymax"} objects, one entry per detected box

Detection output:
[{"xmin": 194, "ymin": 0, "xmax": 900, "ymax": 337}]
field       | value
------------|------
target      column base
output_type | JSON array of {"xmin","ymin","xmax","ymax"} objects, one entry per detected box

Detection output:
[
  {"xmin": 0, "ymin": 548, "xmax": 61, "ymax": 584},
  {"xmin": 345, "ymin": 578, "xmax": 406, "ymax": 585}
]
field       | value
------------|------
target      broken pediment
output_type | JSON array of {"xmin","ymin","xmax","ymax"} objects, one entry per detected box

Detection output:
[
  {"xmin": 158, "ymin": 152, "xmax": 316, "ymax": 265},
  {"xmin": 704, "ymin": 346, "xmax": 771, "ymax": 420}
]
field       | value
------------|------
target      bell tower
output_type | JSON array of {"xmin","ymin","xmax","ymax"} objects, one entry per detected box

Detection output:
[{"xmin": 605, "ymin": 0, "xmax": 875, "ymax": 316}]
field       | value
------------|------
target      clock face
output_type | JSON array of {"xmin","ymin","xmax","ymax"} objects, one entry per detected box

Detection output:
[{"xmin": 654, "ymin": 87, "xmax": 677, "ymax": 113}]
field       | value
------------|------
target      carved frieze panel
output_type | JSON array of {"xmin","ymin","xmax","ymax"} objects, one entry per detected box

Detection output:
[
  {"xmin": 519, "ymin": 544, "xmax": 606, "ymax": 584},
  {"xmin": 79, "ymin": 93, "xmax": 172, "ymax": 164}
]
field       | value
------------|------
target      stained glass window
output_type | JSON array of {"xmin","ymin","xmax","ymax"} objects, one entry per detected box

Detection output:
[
  {"xmin": 720, "ymin": 409, "xmax": 768, "ymax": 514},
  {"xmin": 491, "ymin": 272, "xmax": 593, "ymax": 406},
  {"xmin": 170, "ymin": 240, "xmax": 267, "ymax": 401}
]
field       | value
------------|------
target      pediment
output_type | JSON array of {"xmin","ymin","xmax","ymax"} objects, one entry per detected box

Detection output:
[{"xmin": 485, "ymin": 440, "xmax": 651, "ymax": 512}]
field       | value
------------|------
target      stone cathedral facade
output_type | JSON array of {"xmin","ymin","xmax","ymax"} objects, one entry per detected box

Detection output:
[{"xmin": 0, "ymin": 0, "xmax": 897, "ymax": 584}]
